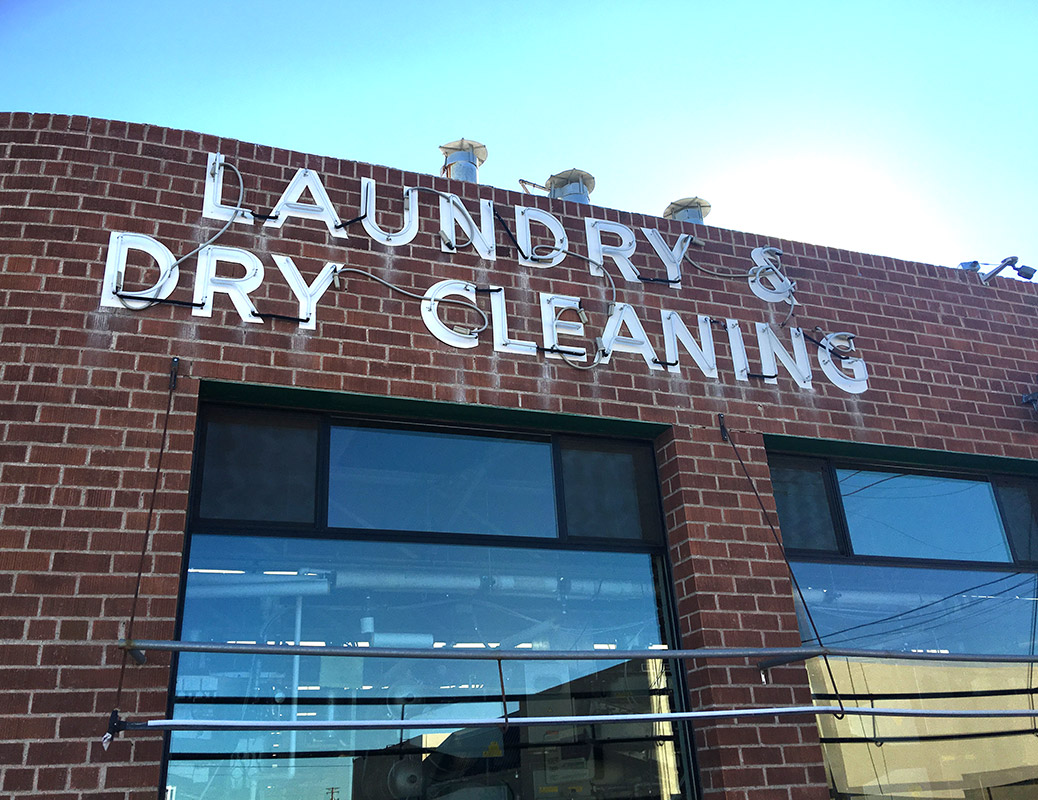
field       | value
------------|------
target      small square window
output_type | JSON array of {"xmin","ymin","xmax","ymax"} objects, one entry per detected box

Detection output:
[
  {"xmin": 197, "ymin": 408, "xmax": 319, "ymax": 524},
  {"xmin": 767, "ymin": 456, "xmax": 841, "ymax": 552},
  {"xmin": 992, "ymin": 479, "xmax": 1038, "ymax": 562},
  {"xmin": 559, "ymin": 437, "xmax": 664, "ymax": 543}
]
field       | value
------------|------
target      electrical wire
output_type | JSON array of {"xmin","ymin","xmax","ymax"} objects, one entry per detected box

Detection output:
[
  {"xmin": 409, "ymin": 186, "xmax": 476, "ymax": 249},
  {"xmin": 332, "ymin": 266, "xmax": 489, "ymax": 336},
  {"xmin": 558, "ymin": 346, "xmax": 605, "ymax": 371},
  {"xmin": 804, "ymin": 328, "xmax": 855, "ymax": 360},
  {"xmin": 533, "ymin": 244, "xmax": 618, "ymax": 308},
  {"xmin": 842, "ymin": 660, "xmax": 888, "ymax": 789},
  {"xmin": 109, "ymin": 357, "xmax": 179, "ymax": 742},
  {"xmin": 113, "ymin": 160, "xmax": 247, "ymax": 310},
  {"xmin": 552, "ymin": 312, "xmax": 606, "ymax": 372},
  {"xmin": 718, "ymin": 414, "xmax": 846, "ymax": 717},
  {"xmin": 682, "ymin": 248, "xmax": 802, "ymax": 323},
  {"xmin": 526, "ymin": 244, "xmax": 616, "ymax": 370},
  {"xmin": 800, "ymin": 572, "xmax": 1032, "ymax": 647},
  {"xmin": 816, "ymin": 578, "xmax": 1036, "ymax": 649},
  {"xmin": 683, "ymin": 258, "xmax": 755, "ymax": 280},
  {"xmin": 682, "ymin": 247, "xmax": 788, "ymax": 283}
]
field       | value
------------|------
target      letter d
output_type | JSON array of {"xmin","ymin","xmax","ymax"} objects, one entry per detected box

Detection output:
[{"xmin": 99, "ymin": 231, "xmax": 179, "ymax": 310}]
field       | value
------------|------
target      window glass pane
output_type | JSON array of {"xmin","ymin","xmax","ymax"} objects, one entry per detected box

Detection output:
[
  {"xmin": 793, "ymin": 559, "xmax": 1038, "ymax": 798},
  {"xmin": 168, "ymin": 534, "xmax": 685, "ymax": 800},
  {"xmin": 790, "ymin": 560, "xmax": 1038, "ymax": 654},
  {"xmin": 768, "ymin": 456, "xmax": 840, "ymax": 551},
  {"xmin": 327, "ymin": 426, "xmax": 558, "ymax": 537},
  {"xmin": 560, "ymin": 438, "xmax": 663, "ymax": 542},
  {"xmin": 836, "ymin": 469, "xmax": 1012, "ymax": 562},
  {"xmin": 197, "ymin": 408, "xmax": 318, "ymax": 524},
  {"xmin": 993, "ymin": 479, "xmax": 1038, "ymax": 562},
  {"xmin": 806, "ymin": 656, "xmax": 1038, "ymax": 798}
]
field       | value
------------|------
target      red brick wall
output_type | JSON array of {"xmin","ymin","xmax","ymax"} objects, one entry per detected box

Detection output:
[{"xmin": 2, "ymin": 111, "xmax": 1037, "ymax": 800}]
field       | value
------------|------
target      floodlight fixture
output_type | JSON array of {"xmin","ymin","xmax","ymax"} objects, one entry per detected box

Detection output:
[{"xmin": 980, "ymin": 256, "xmax": 1020, "ymax": 284}]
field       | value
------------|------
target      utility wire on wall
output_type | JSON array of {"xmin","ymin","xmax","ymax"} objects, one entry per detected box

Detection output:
[
  {"xmin": 716, "ymin": 413, "xmax": 846, "ymax": 716},
  {"xmin": 104, "ymin": 356, "xmax": 180, "ymax": 751}
]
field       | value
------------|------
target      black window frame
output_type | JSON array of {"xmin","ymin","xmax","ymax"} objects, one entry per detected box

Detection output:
[
  {"xmin": 167, "ymin": 401, "xmax": 699, "ymax": 799},
  {"xmin": 188, "ymin": 403, "xmax": 670, "ymax": 553},
  {"xmin": 768, "ymin": 452, "xmax": 1038, "ymax": 572}
]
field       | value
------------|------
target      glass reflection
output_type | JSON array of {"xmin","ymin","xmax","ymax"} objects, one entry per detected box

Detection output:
[
  {"xmin": 807, "ymin": 658, "xmax": 1038, "ymax": 798},
  {"xmin": 168, "ymin": 535, "xmax": 684, "ymax": 800},
  {"xmin": 559, "ymin": 438, "xmax": 664, "ymax": 543},
  {"xmin": 791, "ymin": 561, "xmax": 1038, "ymax": 654},
  {"xmin": 769, "ymin": 457, "xmax": 840, "ymax": 552},
  {"xmin": 793, "ymin": 562, "xmax": 1038, "ymax": 797},
  {"xmin": 835, "ymin": 470, "xmax": 1013, "ymax": 562},
  {"xmin": 328, "ymin": 427, "xmax": 558, "ymax": 538}
]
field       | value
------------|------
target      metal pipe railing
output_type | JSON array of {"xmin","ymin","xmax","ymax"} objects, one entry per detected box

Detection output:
[
  {"xmin": 124, "ymin": 704, "xmax": 1038, "ymax": 733},
  {"xmin": 120, "ymin": 638, "xmax": 1038, "ymax": 666},
  {"xmin": 104, "ymin": 638, "xmax": 1038, "ymax": 744}
]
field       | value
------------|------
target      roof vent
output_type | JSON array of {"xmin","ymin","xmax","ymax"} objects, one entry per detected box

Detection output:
[
  {"xmin": 664, "ymin": 197, "xmax": 712, "ymax": 224},
  {"xmin": 546, "ymin": 169, "xmax": 595, "ymax": 204},
  {"xmin": 439, "ymin": 139, "xmax": 487, "ymax": 183}
]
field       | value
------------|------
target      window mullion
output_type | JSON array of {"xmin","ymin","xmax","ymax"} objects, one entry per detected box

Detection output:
[
  {"xmin": 316, "ymin": 416, "xmax": 331, "ymax": 530},
  {"xmin": 550, "ymin": 435, "xmax": 570, "ymax": 541},
  {"xmin": 824, "ymin": 458, "xmax": 855, "ymax": 557}
]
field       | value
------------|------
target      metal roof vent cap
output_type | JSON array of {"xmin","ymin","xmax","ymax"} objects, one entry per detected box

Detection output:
[
  {"xmin": 546, "ymin": 169, "xmax": 595, "ymax": 204},
  {"xmin": 439, "ymin": 139, "xmax": 487, "ymax": 183},
  {"xmin": 664, "ymin": 197, "xmax": 712, "ymax": 224}
]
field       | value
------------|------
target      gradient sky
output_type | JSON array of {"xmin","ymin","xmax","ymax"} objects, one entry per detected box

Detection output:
[{"xmin": 2, "ymin": 0, "xmax": 1035, "ymax": 274}]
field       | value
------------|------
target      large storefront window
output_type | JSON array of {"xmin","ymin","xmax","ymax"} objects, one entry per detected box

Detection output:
[
  {"xmin": 769, "ymin": 453, "xmax": 1038, "ymax": 798},
  {"xmin": 167, "ymin": 406, "xmax": 690, "ymax": 800}
]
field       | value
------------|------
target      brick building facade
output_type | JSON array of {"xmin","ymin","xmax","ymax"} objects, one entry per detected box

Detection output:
[{"xmin": 3, "ymin": 112, "xmax": 1037, "ymax": 800}]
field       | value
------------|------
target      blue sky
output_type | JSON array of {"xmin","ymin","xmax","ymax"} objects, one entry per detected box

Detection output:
[{"xmin": 2, "ymin": 0, "xmax": 1035, "ymax": 273}]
